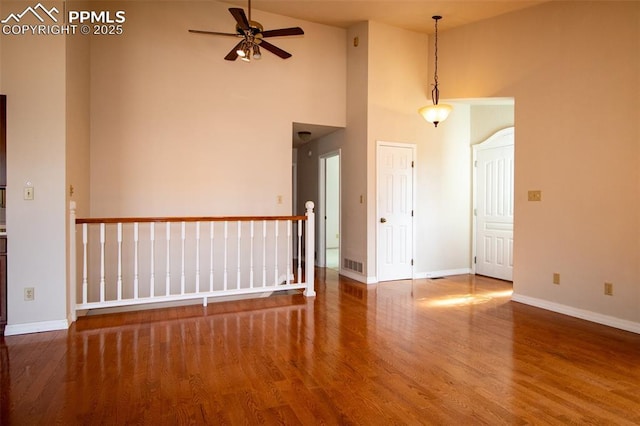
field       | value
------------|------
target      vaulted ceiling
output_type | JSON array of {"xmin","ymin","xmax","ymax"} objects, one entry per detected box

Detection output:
[
  {"xmin": 220, "ymin": 0, "xmax": 544, "ymax": 145},
  {"xmin": 222, "ymin": 0, "xmax": 549, "ymax": 33}
]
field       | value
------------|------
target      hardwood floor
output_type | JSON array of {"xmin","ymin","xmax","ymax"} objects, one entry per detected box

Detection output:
[{"xmin": 2, "ymin": 271, "xmax": 640, "ymax": 425}]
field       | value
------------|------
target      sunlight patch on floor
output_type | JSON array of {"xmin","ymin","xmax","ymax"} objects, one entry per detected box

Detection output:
[{"xmin": 420, "ymin": 289, "xmax": 513, "ymax": 307}]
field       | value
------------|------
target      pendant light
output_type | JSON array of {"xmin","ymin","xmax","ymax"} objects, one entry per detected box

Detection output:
[{"xmin": 418, "ymin": 16, "xmax": 452, "ymax": 127}]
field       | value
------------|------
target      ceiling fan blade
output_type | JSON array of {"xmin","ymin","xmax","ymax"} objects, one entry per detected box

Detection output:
[
  {"xmin": 189, "ymin": 29, "xmax": 240, "ymax": 37},
  {"xmin": 224, "ymin": 41, "xmax": 244, "ymax": 61},
  {"xmin": 261, "ymin": 27, "xmax": 304, "ymax": 38},
  {"xmin": 229, "ymin": 8, "xmax": 250, "ymax": 31},
  {"xmin": 260, "ymin": 40, "xmax": 292, "ymax": 59}
]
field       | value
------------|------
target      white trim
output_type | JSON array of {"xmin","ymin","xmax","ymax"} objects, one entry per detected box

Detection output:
[
  {"xmin": 415, "ymin": 268, "xmax": 472, "ymax": 279},
  {"xmin": 376, "ymin": 141, "xmax": 417, "ymax": 281},
  {"xmin": 292, "ymin": 162, "xmax": 297, "ymax": 215},
  {"xmin": 340, "ymin": 269, "xmax": 377, "ymax": 285},
  {"xmin": 318, "ymin": 149, "xmax": 341, "ymax": 269},
  {"xmin": 511, "ymin": 293, "xmax": 640, "ymax": 335},
  {"xmin": 69, "ymin": 201, "xmax": 78, "ymax": 323},
  {"xmin": 4, "ymin": 319, "xmax": 70, "ymax": 336}
]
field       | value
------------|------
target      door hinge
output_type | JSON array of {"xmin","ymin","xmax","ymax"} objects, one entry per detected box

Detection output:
[
  {"xmin": 411, "ymin": 210, "xmax": 414, "ymax": 217},
  {"xmin": 411, "ymin": 259, "xmax": 414, "ymax": 266},
  {"xmin": 411, "ymin": 161, "xmax": 414, "ymax": 168},
  {"xmin": 474, "ymin": 208, "xmax": 477, "ymax": 216},
  {"xmin": 474, "ymin": 160, "xmax": 478, "ymax": 167},
  {"xmin": 474, "ymin": 256, "xmax": 477, "ymax": 264}
]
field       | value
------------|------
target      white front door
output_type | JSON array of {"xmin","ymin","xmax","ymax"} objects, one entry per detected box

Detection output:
[
  {"xmin": 474, "ymin": 128, "xmax": 514, "ymax": 281},
  {"xmin": 377, "ymin": 143, "xmax": 414, "ymax": 282}
]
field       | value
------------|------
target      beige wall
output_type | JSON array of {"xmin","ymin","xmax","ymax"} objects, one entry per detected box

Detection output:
[
  {"xmin": 470, "ymin": 104, "xmax": 514, "ymax": 145},
  {"xmin": 367, "ymin": 22, "xmax": 474, "ymax": 279},
  {"xmin": 1, "ymin": 3, "xmax": 68, "ymax": 329},
  {"xmin": 441, "ymin": 2, "xmax": 640, "ymax": 325},
  {"xmin": 341, "ymin": 22, "xmax": 369, "ymax": 279},
  {"xmin": 89, "ymin": 1, "xmax": 346, "ymax": 217}
]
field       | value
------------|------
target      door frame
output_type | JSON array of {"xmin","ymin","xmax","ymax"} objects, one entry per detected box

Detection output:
[
  {"xmin": 376, "ymin": 141, "xmax": 417, "ymax": 282},
  {"xmin": 318, "ymin": 149, "xmax": 341, "ymax": 268},
  {"xmin": 471, "ymin": 127, "xmax": 515, "ymax": 275}
]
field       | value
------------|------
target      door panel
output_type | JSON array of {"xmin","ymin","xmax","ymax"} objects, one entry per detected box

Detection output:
[
  {"xmin": 476, "ymin": 142, "xmax": 514, "ymax": 281},
  {"xmin": 378, "ymin": 144, "xmax": 414, "ymax": 281}
]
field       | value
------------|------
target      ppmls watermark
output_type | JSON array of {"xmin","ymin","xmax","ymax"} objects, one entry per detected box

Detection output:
[{"xmin": 1, "ymin": 3, "xmax": 126, "ymax": 36}]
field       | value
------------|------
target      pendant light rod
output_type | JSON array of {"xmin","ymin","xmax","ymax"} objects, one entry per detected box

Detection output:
[
  {"xmin": 431, "ymin": 15, "xmax": 442, "ymax": 106},
  {"xmin": 418, "ymin": 15, "xmax": 452, "ymax": 128}
]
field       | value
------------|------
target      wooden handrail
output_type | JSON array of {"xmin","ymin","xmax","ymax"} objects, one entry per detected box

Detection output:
[{"xmin": 76, "ymin": 215, "xmax": 307, "ymax": 224}]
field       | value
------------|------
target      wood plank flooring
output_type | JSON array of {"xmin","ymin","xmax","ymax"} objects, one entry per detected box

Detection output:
[{"xmin": 2, "ymin": 270, "xmax": 640, "ymax": 424}]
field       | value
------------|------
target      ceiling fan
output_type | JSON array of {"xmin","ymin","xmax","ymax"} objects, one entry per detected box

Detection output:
[{"xmin": 188, "ymin": 0, "xmax": 304, "ymax": 62}]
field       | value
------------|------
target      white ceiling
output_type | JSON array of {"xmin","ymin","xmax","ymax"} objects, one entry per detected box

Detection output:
[{"xmin": 222, "ymin": 0, "xmax": 549, "ymax": 34}]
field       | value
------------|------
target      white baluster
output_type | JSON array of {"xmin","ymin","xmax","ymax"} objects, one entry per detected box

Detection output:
[
  {"xmin": 166, "ymin": 222, "xmax": 171, "ymax": 296},
  {"xmin": 262, "ymin": 220, "xmax": 267, "ymax": 287},
  {"xmin": 99, "ymin": 223, "xmax": 106, "ymax": 303},
  {"xmin": 117, "ymin": 222, "xmax": 123, "ymax": 300},
  {"xmin": 274, "ymin": 220, "xmax": 279, "ymax": 285},
  {"xmin": 195, "ymin": 221, "xmax": 200, "ymax": 293},
  {"xmin": 249, "ymin": 221, "xmax": 254, "ymax": 288},
  {"xmin": 180, "ymin": 221, "xmax": 186, "ymax": 295},
  {"xmin": 237, "ymin": 221, "xmax": 241, "ymax": 290},
  {"xmin": 134, "ymin": 222, "xmax": 139, "ymax": 299},
  {"xmin": 297, "ymin": 219, "xmax": 302, "ymax": 283},
  {"xmin": 286, "ymin": 220, "xmax": 291, "ymax": 285},
  {"xmin": 82, "ymin": 223, "xmax": 88, "ymax": 304},
  {"xmin": 223, "ymin": 221, "xmax": 228, "ymax": 291},
  {"xmin": 304, "ymin": 201, "xmax": 316, "ymax": 297},
  {"xmin": 150, "ymin": 222, "xmax": 155, "ymax": 298},
  {"xmin": 209, "ymin": 222, "xmax": 214, "ymax": 292}
]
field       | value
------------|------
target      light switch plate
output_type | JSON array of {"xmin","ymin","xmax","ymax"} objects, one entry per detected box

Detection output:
[
  {"xmin": 24, "ymin": 187, "xmax": 34, "ymax": 200},
  {"xmin": 528, "ymin": 190, "xmax": 542, "ymax": 201}
]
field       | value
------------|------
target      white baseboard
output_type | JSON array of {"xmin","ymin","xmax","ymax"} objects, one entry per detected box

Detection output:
[
  {"xmin": 4, "ymin": 319, "xmax": 70, "ymax": 336},
  {"xmin": 415, "ymin": 268, "xmax": 472, "ymax": 279},
  {"xmin": 339, "ymin": 269, "xmax": 377, "ymax": 284},
  {"xmin": 340, "ymin": 268, "xmax": 471, "ymax": 285},
  {"xmin": 511, "ymin": 293, "xmax": 640, "ymax": 335}
]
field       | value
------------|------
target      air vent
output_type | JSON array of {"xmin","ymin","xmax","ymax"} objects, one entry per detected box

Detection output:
[{"xmin": 343, "ymin": 258, "xmax": 363, "ymax": 273}]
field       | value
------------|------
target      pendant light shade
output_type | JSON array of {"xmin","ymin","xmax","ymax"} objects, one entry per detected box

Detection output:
[
  {"xmin": 419, "ymin": 16, "xmax": 452, "ymax": 127},
  {"xmin": 419, "ymin": 104, "xmax": 453, "ymax": 125}
]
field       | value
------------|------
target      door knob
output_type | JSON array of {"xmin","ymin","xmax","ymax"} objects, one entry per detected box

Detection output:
[{"xmin": 380, "ymin": 217, "xmax": 387, "ymax": 223}]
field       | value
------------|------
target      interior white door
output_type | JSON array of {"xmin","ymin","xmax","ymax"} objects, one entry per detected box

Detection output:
[
  {"xmin": 475, "ymin": 129, "xmax": 514, "ymax": 281},
  {"xmin": 377, "ymin": 143, "xmax": 414, "ymax": 281}
]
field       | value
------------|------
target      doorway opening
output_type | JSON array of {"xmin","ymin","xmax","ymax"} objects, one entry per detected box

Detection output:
[{"xmin": 318, "ymin": 151, "xmax": 340, "ymax": 270}]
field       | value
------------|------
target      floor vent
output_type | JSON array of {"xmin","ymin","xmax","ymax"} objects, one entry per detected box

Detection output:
[{"xmin": 343, "ymin": 258, "xmax": 363, "ymax": 273}]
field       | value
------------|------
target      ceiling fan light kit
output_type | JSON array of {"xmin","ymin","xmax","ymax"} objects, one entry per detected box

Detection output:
[
  {"xmin": 189, "ymin": 0, "xmax": 304, "ymax": 62},
  {"xmin": 419, "ymin": 15, "xmax": 453, "ymax": 127}
]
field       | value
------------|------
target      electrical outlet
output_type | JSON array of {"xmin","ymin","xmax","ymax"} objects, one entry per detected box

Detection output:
[
  {"xmin": 553, "ymin": 273, "xmax": 560, "ymax": 285},
  {"xmin": 24, "ymin": 287, "xmax": 35, "ymax": 301},
  {"xmin": 604, "ymin": 282, "xmax": 613, "ymax": 296}
]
